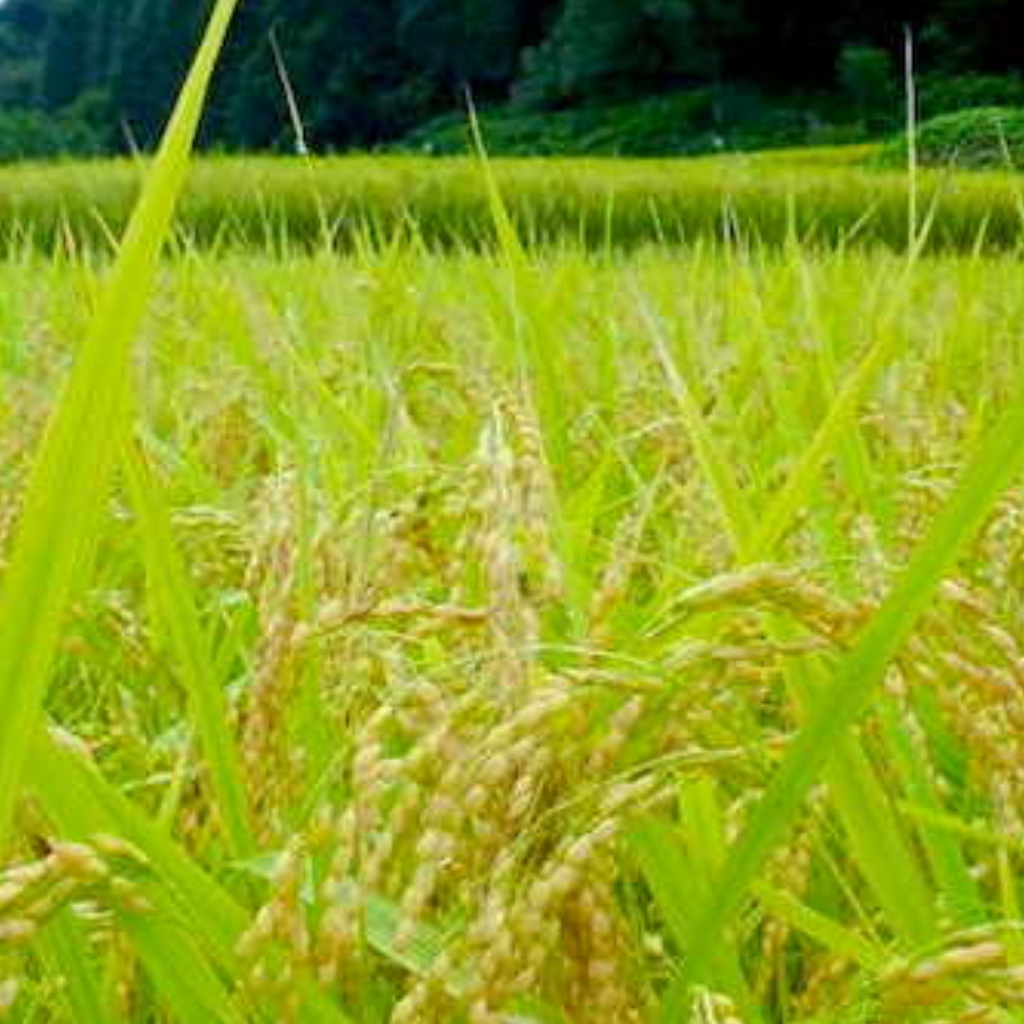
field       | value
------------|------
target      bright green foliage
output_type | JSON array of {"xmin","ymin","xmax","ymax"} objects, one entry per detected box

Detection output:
[
  {"xmin": 0, "ymin": 0, "xmax": 241, "ymax": 854},
  {"xmin": 879, "ymin": 106, "xmax": 1024, "ymax": 169},
  {"xmin": 123, "ymin": 442, "xmax": 255, "ymax": 859}
]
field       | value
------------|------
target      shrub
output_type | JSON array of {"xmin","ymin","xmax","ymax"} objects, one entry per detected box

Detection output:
[
  {"xmin": 0, "ymin": 107, "xmax": 105, "ymax": 162},
  {"xmin": 877, "ymin": 107, "xmax": 1024, "ymax": 170},
  {"xmin": 401, "ymin": 90, "xmax": 864, "ymax": 159},
  {"xmin": 402, "ymin": 92, "xmax": 719, "ymax": 157}
]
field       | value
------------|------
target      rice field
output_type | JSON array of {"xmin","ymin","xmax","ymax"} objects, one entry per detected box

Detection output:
[
  {"xmin": 3, "ymin": 144, "xmax": 1024, "ymax": 257},
  {"xmin": 7, "ymin": 4, "xmax": 1024, "ymax": 1023},
  {"xmin": 5, "ymin": 236, "xmax": 1024, "ymax": 1023}
]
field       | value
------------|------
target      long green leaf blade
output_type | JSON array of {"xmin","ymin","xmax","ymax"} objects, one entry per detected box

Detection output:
[
  {"xmin": 0, "ymin": 0, "xmax": 244, "ymax": 850},
  {"xmin": 685, "ymin": 377, "xmax": 1024, "ymax": 987},
  {"xmin": 122, "ymin": 440, "xmax": 255, "ymax": 858}
]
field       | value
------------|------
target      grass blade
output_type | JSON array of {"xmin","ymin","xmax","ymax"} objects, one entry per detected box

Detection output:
[
  {"xmin": 0, "ymin": 0, "xmax": 244, "ymax": 851},
  {"xmin": 36, "ymin": 911, "xmax": 110, "ymax": 1024},
  {"xmin": 750, "ymin": 882, "xmax": 886, "ymax": 971},
  {"xmin": 637, "ymin": 292, "xmax": 754, "ymax": 554},
  {"xmin": 879, "ymin": 701, "xmax": 986, "ymax": 928},
  {"xmin": 822, "ymin": 735, "xmax": 937, "ymax": 943},
  {"xmin": 118, "ymin": 894, "xmax": 246, "ymax": 1024},
  {"xmin": 741, "ymin": 248, "xmax": 929, "ymax": 563},
  {"xmin": 628, "ymin": 815, "xmax": 757, "ymax": 1019},
  {"xmin": 637, "ymin": 253, "xmax": 938, "ymax": 949},
  {"xmin": 786, "ymin": 661, "xmax": 938, "ymax": 945},
  {"xmin": 122, "ymin": 440, "xmax": 255, "ymax": 858},
  {"xmin": 685, "ymin": 369, "xmax": 1024, "ymax": 988},
  {"xmin": 29, "ymin": 728, "xmax": 248, "ymax": 963}
]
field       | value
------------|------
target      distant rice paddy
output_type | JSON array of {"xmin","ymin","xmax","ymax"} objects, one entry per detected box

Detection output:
[{"xmin": 2, "ymin": 145, "xmax": 1024, "ymax": 255}]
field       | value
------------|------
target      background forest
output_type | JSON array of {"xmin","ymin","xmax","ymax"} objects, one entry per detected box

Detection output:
[{"xmin": 1, "ymin": 1, "xmax": 1023, "ymax": 159}]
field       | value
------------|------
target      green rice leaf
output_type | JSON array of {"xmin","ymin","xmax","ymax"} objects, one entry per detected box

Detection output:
[
  {"xmin": 750, "ymin": 882, "xmax": 886, "ymax": 971},
  {"xmin": 684, "ymin": 367, "xmax": 1024, "ymax": 990},
  {"xmin": 122, "ymin": 440, "xmax": 255, "ymax": 858},
  {"xmin": 36, "ymin": 911, "xmax": 111, "ymax": 1024},
  {"xmin": 637, "ymin": 292, "xmax": 754, "ymax": 555},
  {"xmin": 29, "ymin": 728, "xmax": 249, "ymax": 966},
  {"xmin": 628, "ymin": 816, "xmax": 757, "ymax": 1020},
  {"xmin": 0, "ymin": 0, "xmax": 244, "ymax": 851}
]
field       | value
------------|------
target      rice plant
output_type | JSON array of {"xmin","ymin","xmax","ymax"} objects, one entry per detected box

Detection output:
[{"xmin": 4, "ymin": 145, "xmax": 1024, "ymax": 257}]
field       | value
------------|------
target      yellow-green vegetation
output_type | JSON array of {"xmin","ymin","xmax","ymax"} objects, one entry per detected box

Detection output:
[
  {"xmin": 8, "ymin": 6, "xmax": 1024, "ymax": 1024},
  {"xmin": 878, "ymin": 108, "xmax": 1024, "ymax": 171},
  {"xmin": 5, "ymin": 237, "xmax": 1024, "ymax": 1021},
  {"xmin": 4, "ymin": 143, "xmax": 1024, "ymax": 256}
]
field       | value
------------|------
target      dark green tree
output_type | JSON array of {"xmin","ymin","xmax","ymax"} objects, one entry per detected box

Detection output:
[
  {"xmin": 396, "ymin": 0, "xmax": 524, "ymax": 93},
  {"xmin": 0, "ymin": 0, "xmax": 49, "ymax": 107},
  {"xmin": 2, "ymin": 0, "xmax": 1023, "ymax": 156},
  {"xmin": 925, "ymin": 0, "xmax": 1018, "ymax": 71},
  {"xmin": 37, "ymin": 0, "xmax": 93, "ymax": 110},
  {"xmin": 517, "ymin": 0, "xmax": 719, "ymax": 107}
]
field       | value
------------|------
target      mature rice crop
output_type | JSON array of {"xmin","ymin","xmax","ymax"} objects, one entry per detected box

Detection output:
[
  {"xmin": 7, "ymin": 5, "xmax": 1024, "ymax": 1024},
  {"xmin": 3, "ymin": 144, "xmax": 1024, "ymax": 257},
  {"xmin": 4, "ymin": 235, "xmax": 1024, "ymax": 1021}
]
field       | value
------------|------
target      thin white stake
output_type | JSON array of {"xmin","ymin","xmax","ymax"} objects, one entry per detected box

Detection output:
[
  {"xmin": 270, "ymin": 26, "xmax": 310, "ymax": 157},
  {"xmin": 905, "ymin": 24, "xmax": 919, "ymax": 248}
]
